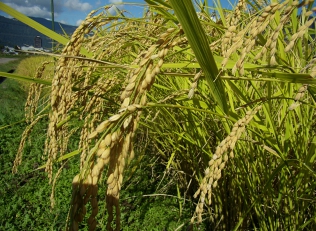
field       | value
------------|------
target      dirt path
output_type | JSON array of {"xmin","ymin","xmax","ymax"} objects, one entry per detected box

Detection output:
[{"xmin": 0, "ymin": 58, "xmax": 19, "ymax": 64}]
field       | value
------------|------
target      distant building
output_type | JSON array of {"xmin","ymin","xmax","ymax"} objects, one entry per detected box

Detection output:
[
  {"xmin": 34, "ymin": 36, "xmax": 42, "ymax": 48},
  {"xmin": 3, "ymin": 46, "xmax": 18, "ymax": 55},
  {"xmin": 21, "ymin": 46, "xmax": 35, "ymax": 51}
]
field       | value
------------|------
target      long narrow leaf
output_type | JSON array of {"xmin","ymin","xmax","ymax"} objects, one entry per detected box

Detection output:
[
  {"xmin": 0, "ymin": 2, "xmax": 91, "ymax": 57},
  {"xmin": 0, "ymin": 2, "xmax": 68, "ymax": 46},
  {"xmin": 168, "ymin": 0, "xmax": 228, "ymax": 113},
  {"xmin": 0, "ymin": 72, "xmax": 52, "ymax": 85}
]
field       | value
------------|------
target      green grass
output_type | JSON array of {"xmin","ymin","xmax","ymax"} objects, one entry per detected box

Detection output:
[{"xmin": 0, "ymin": 58, "xmax": 27, "ymax": 124}]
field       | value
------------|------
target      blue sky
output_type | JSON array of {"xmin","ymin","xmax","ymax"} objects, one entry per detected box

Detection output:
[
  {"xmin": 1, "ymin": 1, "xmax": 315, "ymax": 27},
  {"xmin": 0, "ymin": 0, "xmax": 236, "ymax": 26},
  {"xmin": 0, "ymin": 0, "xmax": 147, "ymax": 26},
  {"xmin": 0, "ymin": 0, "xmax": 234, "ymax": 26}
]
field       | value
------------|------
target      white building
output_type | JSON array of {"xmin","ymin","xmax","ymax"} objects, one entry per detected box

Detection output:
[{"xmin": 3, "ymin": 46, "xmax": 18, "ymax": 55}]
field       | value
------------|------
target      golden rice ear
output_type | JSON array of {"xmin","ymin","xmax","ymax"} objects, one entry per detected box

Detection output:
[
  {"xmin": 288, "ymin": 84, "xmax": 308, "ymax": 111},
  {"xmin": 13, "ymin": 114, "xmax": 47, "ymax": 174},
  {"xmin": 67, "ymin": 18, "xmax": 179, "ymax": 230},
  {"xmin": 191, "ymin": 105, "xmax": 262, "ymax": 224}
]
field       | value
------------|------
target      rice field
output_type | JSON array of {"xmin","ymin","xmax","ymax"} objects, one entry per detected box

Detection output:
[{"xmin": 1, "ymin": 0, "xmax": 316, "ymax": 230}]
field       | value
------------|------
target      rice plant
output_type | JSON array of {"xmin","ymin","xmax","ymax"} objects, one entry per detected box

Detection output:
[{"xmin": 1, "ymin": 0, "xmax": 316, "ymax": 230}]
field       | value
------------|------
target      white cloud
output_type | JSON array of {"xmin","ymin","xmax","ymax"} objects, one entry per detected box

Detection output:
[
  {"xmin": 96, "ymin": 0, "xmax": 102, "ymax": 5},
  {"xmin": 65, "ymin": 0, "xmax": 92, "ymax": 11},
  {"xmin": 5, "ymin": 3, "xmax": 51, "ymax": 18},
  {"xmin": 3, "ymin": 0, "xmax": 64, "ymax": 14},
  {"xmin": 76, "ymin": 19, "xmax": 83, "ymax": 26},
  {"xmin": 107, "ymin": 0, "xmax": 123, "ymax": 15},
  {"xmin": 109, "ymin": 0, "xmax": 122, "ymax": 3}
]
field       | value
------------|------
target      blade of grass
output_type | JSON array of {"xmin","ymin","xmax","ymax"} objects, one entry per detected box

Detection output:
[{"xmin": 34, "ymin": 149, "xmax": 82, "ymax": 171}]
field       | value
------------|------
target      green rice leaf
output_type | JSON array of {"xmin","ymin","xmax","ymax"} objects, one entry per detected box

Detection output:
[
  {"xmin": 144, "ymin": 0, "xmax": 176, "ymax": 21},
  {"xmin": 168, "ymin": 0, "xmax": 228, "ymax": 113},
  {"xmin": 0, "ymin": 72, "xmax": 51, "ymax": 85}
]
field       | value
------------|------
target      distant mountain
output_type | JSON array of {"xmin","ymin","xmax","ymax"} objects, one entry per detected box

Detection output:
[{"xmin": 0, "ymin": 15, "xmax": 77, "ymax": 48}]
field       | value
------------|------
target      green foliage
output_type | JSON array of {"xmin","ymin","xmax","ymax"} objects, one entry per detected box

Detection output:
[
  {"xmin": 1, "ymin": 1, "xmax": 316, "ymax": 230},
  {"xmin": 168, "ymin": 0, "xmax": 228, "ymax": 113},
  {"xmin": 0, "ymin": 79, "xmax": 25, "ymax": 124},
  {"xmin": 0, "ymin": 58, "xmax": 26, "ymax": 124},
  {"xmin": 15, "ymin": 56, "xmax": 54, "ymax": 78},
  {"xmin": 0, "ymin": 135, "xmax": 78, "ymax": 230},
  {"xmin": 118, "ymin": 154, "xmax": 206, "ymax": 231}
]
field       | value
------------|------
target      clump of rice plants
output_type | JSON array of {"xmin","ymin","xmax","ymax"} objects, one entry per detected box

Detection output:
[{"xmin": 1, "ymin": 0, "xmax": 316, "ymax": 230}]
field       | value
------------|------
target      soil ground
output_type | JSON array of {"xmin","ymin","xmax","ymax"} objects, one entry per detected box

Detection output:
[{"xmin": 0, "ymin": 58, "xmax": 18, "ymax": 64}]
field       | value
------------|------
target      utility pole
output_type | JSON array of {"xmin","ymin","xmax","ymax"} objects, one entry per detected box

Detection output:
[
  {"xmin": 51, "ymin": 0, "xmax": 55, "ymax": 31},
  {"xmin": 51, "ymin": 0, "xmax": 55, "ymax": 51}
]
